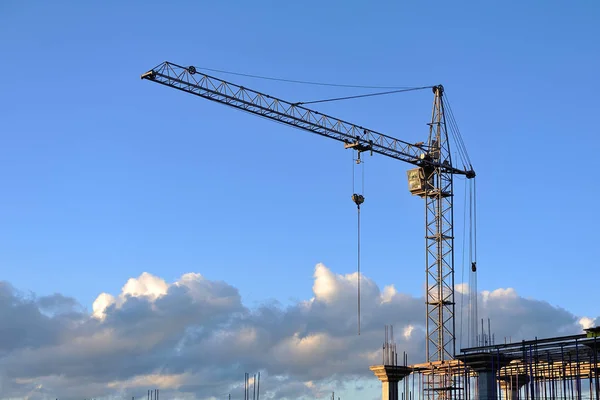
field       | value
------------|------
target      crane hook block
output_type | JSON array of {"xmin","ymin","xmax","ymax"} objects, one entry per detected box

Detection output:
[
  {"xmin": 471, "ymin": 262, "xmax": 477, "ymax": 272},
  {"xmin": 352, "ymin": 193, "xmax": 365, "ymax": 207}
]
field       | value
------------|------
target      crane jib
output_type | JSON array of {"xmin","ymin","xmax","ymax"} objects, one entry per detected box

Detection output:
[{"xmin": 141, "ymin": 63, "xmax": 474, "ymax": 178}]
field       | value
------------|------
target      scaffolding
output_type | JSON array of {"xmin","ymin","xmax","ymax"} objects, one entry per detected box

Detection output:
[{"xmin": 395, "ymin": 328, "xmax": 600, "ymax": 400}]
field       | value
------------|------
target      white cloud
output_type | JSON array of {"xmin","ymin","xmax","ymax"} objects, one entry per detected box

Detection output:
[
  {"xmin": 92, "ymin": 272, "xmax": 169, "ymax": 321},
  {"xmin": 121, "ymin": 272, "xmax": 169, "ymax": 300},
  {"xmin": 0, "ymin": 266, "xmax": 593, "ymax": 400},
  {"xmin": 403, "ymin": 325, "xmax": 414, "ymax": 340},
  {"xmin": 455, "ymin": 282, "xmax": 469, "ymax": 295},
  {"xmin": 92, "ymin": 292, "xmax": 115, "ymax": 320},
  {"xmin": 380, "ymin": 285, "xmax": 397, "ymax": 303},
  {"xmin": 107, "ymin": 373, "xmax": 189, "ymax": 390},
  {"xmin": 579, "ymin": 316, "xmax": 595, "ymax": 330},
  {"xmin": 481, "ymin": 287, "xmax": 518, "ymax": 302},
  {"xmin": 312, "ymin": 262, "xmax": 349, "ymax": 303}
]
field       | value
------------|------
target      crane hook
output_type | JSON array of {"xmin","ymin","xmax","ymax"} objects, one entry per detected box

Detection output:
[{"xmin": 352, "ymin": 193, "xmax": 365, "ymax": 208}]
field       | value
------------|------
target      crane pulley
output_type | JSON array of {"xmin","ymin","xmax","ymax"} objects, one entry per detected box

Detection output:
[{"xmin": 141, "ymin": 62, "xmax": 476, "ymax": 365}]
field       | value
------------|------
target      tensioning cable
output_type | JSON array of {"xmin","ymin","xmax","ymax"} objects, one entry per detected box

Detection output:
[
  {"xmin": 194, "ymin": 66, "xmax": 423, "ymax": 90},
  {"xmin": 294, "ymin": 86, "xmax": 433, "ymax": 106}
]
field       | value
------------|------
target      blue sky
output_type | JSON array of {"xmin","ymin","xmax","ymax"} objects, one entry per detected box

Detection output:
[{"xmin": 1, "ymin": 1, "xmax": 599, "ymax": 399}]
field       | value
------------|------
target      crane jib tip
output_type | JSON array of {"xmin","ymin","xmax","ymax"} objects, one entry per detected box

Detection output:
[{"xmin": 141, "ymin": 70, "xmax": 156, "ymax": 80}]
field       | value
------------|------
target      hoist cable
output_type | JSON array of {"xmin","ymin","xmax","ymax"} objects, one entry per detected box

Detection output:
[
  {"xmin": 362, "ymin": 157, "xmax": 365, "ymax": 197},
  {"xmin": 352, "ymin": 152, "xmax": 355, "ymax": 193},
  {"xmin": 443, "ymin": 97, "xmax": 465, "ymax": 170},
  {"xmin": 351, "ymin": 155, "xmax": 365, "ymax": 336},
  {"xmin": 357, "ymin": 204, "xmax": 361, "ymax": 336},
  {"xmin": 294, "ymin": 86, "xmax": 433, "ymax": 106},
  {"xmin": 461, "ymin": 176, "xmax": 468, "ymax": 348},
  {"xmin": 469, "ymin": 180, "xmax": 473, "ymax": 269},
  {"xmin": 447, "ymin": 113, "xmax": 468, "ymax": 171},
  {"xmin": 444, "ymin": 95, "xmax": 473, "ymax": 170},
  {"xmin": 195, "ymin": 66, "xmax": 421, "ymax": 89},
  {"xmin": 445, "ymin": 98, "xmax": 466, "ymax": 163},
  {"xmin": 469, "ymin": 179, "xmax": 479, "ymax": 347},
  {"xmin": 473, "ymin": 178, "xmax": 478, "ymax": 263},
  {"xmin": 468, "ymin": 179, "xmax": 474, "ymax": 346}
]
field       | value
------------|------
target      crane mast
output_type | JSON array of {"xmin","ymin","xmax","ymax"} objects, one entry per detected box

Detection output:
[
  {"xmin": 425, "ymin": 86, "xmax": 456, "ymax": 363},
  {"xmin": 141, "ymin": 62, "xmax": 475, "ymax": 368}
]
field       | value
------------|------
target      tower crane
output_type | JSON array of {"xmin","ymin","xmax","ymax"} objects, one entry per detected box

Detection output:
[{"xmin": 141, "ymin": 62, "xmax": 476, "ymax": 366}]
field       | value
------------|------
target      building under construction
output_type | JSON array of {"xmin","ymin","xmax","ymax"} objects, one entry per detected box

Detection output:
[{"xmin": 370, "ymin": 327, "xmax": 600, "ymax": 400}]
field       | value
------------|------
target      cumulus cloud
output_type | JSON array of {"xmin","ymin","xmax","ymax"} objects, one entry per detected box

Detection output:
[
  {"xmin": 0, "ymin": 264, "xmax": 594, "ymax": 400},
  {"xmin": 579, "ymin": 317, "xmax": 595, "ymax": 330}
]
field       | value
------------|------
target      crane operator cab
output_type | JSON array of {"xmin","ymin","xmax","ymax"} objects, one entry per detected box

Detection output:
[{"xmin": 407, "ymin": 167, "xmax": 435, "ymax": 197}]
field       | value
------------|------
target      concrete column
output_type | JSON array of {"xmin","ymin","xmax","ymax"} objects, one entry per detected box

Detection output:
[
  {"xmin": 478, "ymin": 370, "xmax": 498, "ymax": 400},
  {"xmin": 370, "ymin": 365, "xmax": 412, "ymax": 400},
  {"xmin": 462, "ymin": 352, "xmax": 510, "ymax": 400},
  {"xmin": 498, "ymin": 375, "xmax": 530, "ymax": 400}
]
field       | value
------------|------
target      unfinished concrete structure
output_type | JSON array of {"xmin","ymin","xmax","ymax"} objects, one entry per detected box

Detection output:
[
  {"xmin": 372, "ymin": 327, "xmax": 600, "ymax": 399},
  {"xmin": 370, "ymin": 365, "xmax": 413, "ymax": 400}
]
